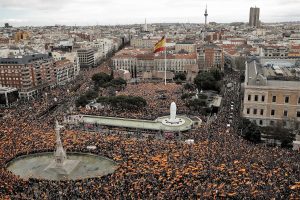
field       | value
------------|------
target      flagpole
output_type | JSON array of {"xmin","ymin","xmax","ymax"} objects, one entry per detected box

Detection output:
[{"xmin": 164, "ymin": 35, "xmax": 167, "ymax": 85}]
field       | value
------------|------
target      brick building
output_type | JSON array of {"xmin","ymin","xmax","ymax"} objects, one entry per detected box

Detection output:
[
  {"xmin": 0, "ymin": 54, "xmax": 55, "ymax": 98},
  {"xmin": 197, "ymin": 44, "xmax": 224, "ymax": 71}
]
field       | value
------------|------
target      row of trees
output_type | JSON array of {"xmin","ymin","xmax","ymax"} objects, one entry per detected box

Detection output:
[
  {"xmin": 194, "ymin": 70, "xmax": 223, "ymax": 92},
  {"xmin": 92, "ymin": 72, "xmax": 127, "ymax": 89},
  {"xmin": 239, "ymin": 118, "xmax": 261, "ymax": 143},
  {"xmin": 75, "ymin": 90, "xmax": 98, "ymax": 107},
  {"xmin": 97, "ymin": 95, "xmax": 147, "ymax": 110},
  {"xmin": 239, "ymin": 118, "xmax": 296, "ymax": 148}
]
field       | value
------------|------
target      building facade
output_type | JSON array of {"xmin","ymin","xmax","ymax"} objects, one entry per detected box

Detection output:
[
  {"xmin": 243, "ymin": 60, "xmax": 300, "ymax": 129},
  {"xmin": 77, "ymin": 49, "xmax": 94, "ymax": 68},
  {"xmin": 0, "ymin": 54, "xmax": 56, "ymax": 98},
  {"xmin": 263, "ymin": 46, "xmax": 289, "ymax": 58},
  {"xmin": 113, "ymin": 52, "xmax": 197, "ymax": 74},
  {"xmin": 175, "ymin": 42, "xmax": 196, "ymax": 54},
  {"xmin": 54, "ymin": 60, "xmax": 77, "ymax": 85},
  {"xmin": 197, "ymin": 44, "xmax": 224, "ymax": 71},
  {"xmin": 130, "ymin": 38, "xmax": 158, "ymax": 49}
]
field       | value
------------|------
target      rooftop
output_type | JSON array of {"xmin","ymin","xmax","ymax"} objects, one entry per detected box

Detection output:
[
  {"xmin": 0, "ymin": 54, "xmax": 51, "ymax": 65},
  {"xmin": 246, "ymin": 59, "xmax": 300, "ymax": 89}
]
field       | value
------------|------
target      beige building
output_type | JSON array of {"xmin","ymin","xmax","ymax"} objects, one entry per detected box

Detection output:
[
  {"xmin": 130, "ymin": 37, "xmax": 158, "ymax": 49},
  {"xmin": 112, "ymin": 48, "xmax": 197, "ymax": 74},
  {"xmin": 175, "ymin": 42, "xmax": 196, "ymax": 53},
  {"xmin": 54, "ymin": 60, "xmax": 77, "ymax": 85},
  {"xmin": 243, "ymin": 60, "xmax": 300, "ymax": 128},
  {"xmin": 263, "ymin": 46, "xmax": 289, "ymax": 58}
]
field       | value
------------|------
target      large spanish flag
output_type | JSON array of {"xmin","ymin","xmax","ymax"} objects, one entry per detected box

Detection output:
[{"xmin": 154, "ymin": 36, "xmax": 166, "ymax": 53}]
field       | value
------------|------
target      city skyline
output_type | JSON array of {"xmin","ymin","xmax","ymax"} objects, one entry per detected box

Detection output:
[{"xmin": 0, "ymin": 0, "xmax": 299, "ymax": 26}]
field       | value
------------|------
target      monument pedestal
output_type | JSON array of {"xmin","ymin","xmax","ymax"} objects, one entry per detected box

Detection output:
[{"xmin": 44, "ymin": 160, "xmax": 80, "ymax": 175}]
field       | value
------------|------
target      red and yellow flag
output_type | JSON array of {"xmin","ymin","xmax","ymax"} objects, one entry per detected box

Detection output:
[{"xmin": 154, "ymin": 36, "xmax": 166, "ymax": 53}]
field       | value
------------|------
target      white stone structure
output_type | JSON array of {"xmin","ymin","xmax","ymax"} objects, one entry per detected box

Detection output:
[
  {"xmin": 45, "ymin": 120, "xmax": 80, "ymax": 175},
  {"xmin": 169, "ymin": 102, "xmax": 179, "ymax": 123},
  {"xmin": 162, "ymin": 102, "xmax": 185, "ymax": 126}
]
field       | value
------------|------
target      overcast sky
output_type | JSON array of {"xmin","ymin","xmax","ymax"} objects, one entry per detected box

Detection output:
[{"xmin": 0, "ymin": 0, "xmax": 299, "ymax": 26}]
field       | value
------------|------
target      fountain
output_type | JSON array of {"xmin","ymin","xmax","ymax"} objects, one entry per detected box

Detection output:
[
  {"xmin": 44, "ymin": 121, "xmax": 80, "ymax": 175},
  {"xmin": 6, "ymin": 120, "xmax": 117, "ymax": 181},
  {"xmin": 161, "ymin": 102, "xmax": 185, "ymax": 126}
]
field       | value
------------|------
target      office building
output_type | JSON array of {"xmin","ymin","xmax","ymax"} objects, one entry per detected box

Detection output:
[
  {"xmin": 249, "ymin": 7, "xmax": 260, "ymax": 27},
  {"xmin": 77, "ymin": 49, "xmax": 94, "ymax": 68}
]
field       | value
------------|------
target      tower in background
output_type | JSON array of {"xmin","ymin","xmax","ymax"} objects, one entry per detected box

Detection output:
[
  {"xmin": 144, "ymin": 18, "xmax": 148, "ymax": 32},
  {"xmin": 204, "ymin": 5, "xmax": 208, "ymax": 27},
  {"xmin": 249, "ymin": 7, "xmax": 260, "ymax": 27}
]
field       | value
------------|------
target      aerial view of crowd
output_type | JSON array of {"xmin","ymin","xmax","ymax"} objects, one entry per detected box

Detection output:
[{"xmin": 0, "ymin": 65, "xmax": 300, "ymax": 199}]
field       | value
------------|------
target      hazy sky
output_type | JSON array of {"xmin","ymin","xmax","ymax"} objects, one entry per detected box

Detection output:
[{"xmin": 0, "ymin": 0, "xmax": 299, "ymax": 26}]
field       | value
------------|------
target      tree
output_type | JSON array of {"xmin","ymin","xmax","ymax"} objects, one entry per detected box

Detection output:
[
  {"xmin": 235, "ymin": 56, "xmax": 246, "ymax": 70},
  {"xmin": 92, "ymin": 72, "xmax": 112, "ymax": 88},
  {"xmin": 261, "ymin": 122, "xmax": 295, "ymax": 148},
  {"xmin": 110, "ymin": 77, "xmax": 127, "ymax": 87},
  {"xmin": 174, "ymin": 72, "xmax": 186, "ymax": 81},
  {"xmin": 239, "ymin": 118, "xmax": 261, "ymax": 143},
  {"xmin": 211, "ymin": 69, "xmax": 223, "ymax": 81},
  {"xmin": 75, "ymin": 95, "xmax": 89, "ymax": 107},
  {"xmin": 85, "ymin": 90, "xmax": 98, "ymax": 100},
  {"xmin": 183, "ymin": 83, "xmax": 195, "ymax": 90},
  {"xmin": 194, "ymin": 72, "xmax": 220, "ymax": 91},
  {"xmin": 181, "ymin": 93, "xmax": 194, "ymax": 100}
]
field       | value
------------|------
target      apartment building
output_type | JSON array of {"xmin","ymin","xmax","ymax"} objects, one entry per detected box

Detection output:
[
  {"xmin": 77, "ymin": 49, "xmax": 94, "ymax": 68},
  {"xmin": 54, "ymin": 60, "xmax": 76, "ymax": 85},
  {"xmin": 263, "ymin": 46, "xmax": 289, "ymax": 58},
  {"xmin": 243, "ymin": 59, "xmax": 300, "ymax": 128},
  {"xmin": 0, "ymin": 54, "xmax": 55, "ymax": 98},
  {"xmin": 197, "ymin": 44, "xmax": 224, "ymax": 71}
]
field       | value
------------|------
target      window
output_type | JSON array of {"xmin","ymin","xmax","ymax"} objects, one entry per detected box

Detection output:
[
  {"xmin": 270, "ymin": 120, "xmax": 274, "ymax": 125},
  {"xmin": 248, "ymin": 95, "xmax": 251, "ymax": 101},
  {"xmin": 254, "ymin": 95, "xmax": 258, "ymax": 101},
  {"xmin": 259, "ymin": 120, "xmax": 263, "ymax": 125},
  {"xmin": 284, "ymin": 110, "xmax": 288, "ymax": 117},
  {"xmin": 298, "ymin": 97, "xmax": 300, "ymax": 104},
  {"xmin": 260, "ymin": 109, "xmax": 264, "ymax": 115},
  {"xmin": 297, "ymin": 111, "xmax": 300, "ymax": 118},
  {"xmin": 271, "ymin": 109, "xmax": 275, "ymax": 116},
  {"xmin": 246, "ymin": 108, "xmax": 250, "ymax": 114},
  {"xmin": 285, "ymin": 96, "xmax": 289, "ymax": 103},
  {"xmin": 261, "ymin": 95, "xmax": 265, "ymax": 102},
  {"xmin": 272, "ymin": 96, "xmax": 276, "ymax": 102},
  {"xmin": 253, "ymin": 109, "xmax": 257, "ymax": 115}
]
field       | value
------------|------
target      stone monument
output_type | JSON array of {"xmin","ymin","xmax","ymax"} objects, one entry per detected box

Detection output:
[
  {"xmin": 44, "ymin": 120, "xmax": 80, "ymax": 175},
  {"xmin": 162, "ymin": 102, "xmax": 185, "ymax": 126}
]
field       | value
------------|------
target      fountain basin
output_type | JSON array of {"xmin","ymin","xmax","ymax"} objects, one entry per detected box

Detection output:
[{"xmin": 6, "ymin": 152, "xmax": 117, "ymax": 181}]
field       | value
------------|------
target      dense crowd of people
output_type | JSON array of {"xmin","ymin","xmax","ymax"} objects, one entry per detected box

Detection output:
[
  {"xmin": 80, "ymin": 82, "xmax": 188, "ymax": 120},
  {"xmin": 0, "ymin": 66, "xmax": 300, "ymax": 199}
]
